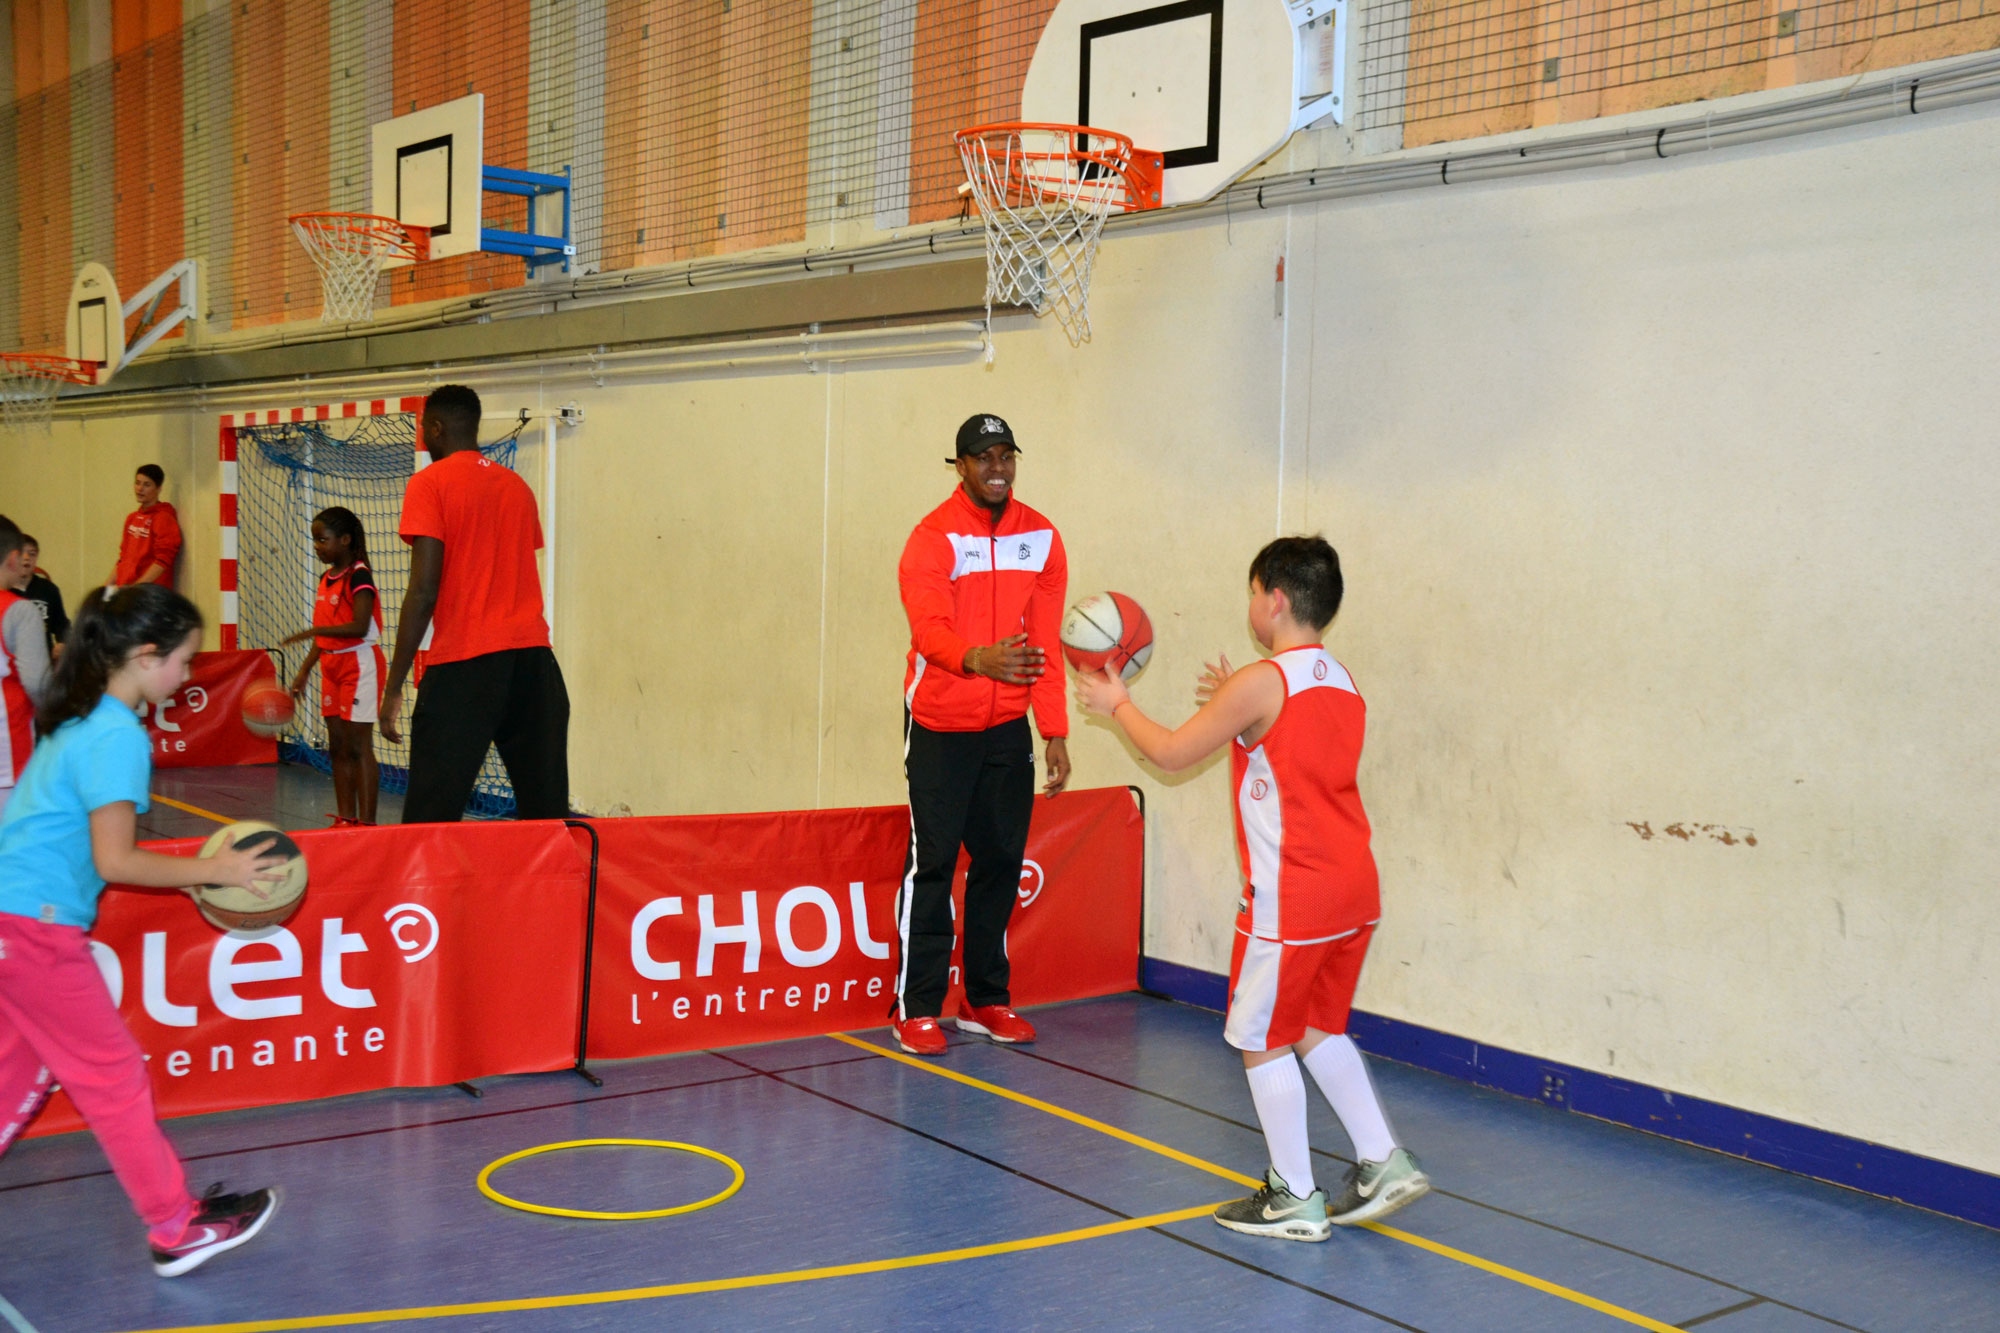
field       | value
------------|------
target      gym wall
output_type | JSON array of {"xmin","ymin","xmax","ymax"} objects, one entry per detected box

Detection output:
[{"xmin": 5, "ymin": 4, "xmax": 1999, "ymax": 1186}]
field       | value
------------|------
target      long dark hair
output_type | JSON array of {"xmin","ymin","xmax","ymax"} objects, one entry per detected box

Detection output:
[
  {"xmin": 37, "ymin": 585, "xmax": 204, "ymax": 738},
  {"xmin": 313, "ymin": 506, "xmax": 368, "ymax": 564}
]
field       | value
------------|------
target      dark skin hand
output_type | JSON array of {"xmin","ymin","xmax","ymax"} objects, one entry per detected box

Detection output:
[
  {"xmin": 951, "ymin": 443, "xmax": 1070, "ymax": 796},
  {"xmin": 376, "ymin": 536, "xmax": 439, "ymax": 744}
]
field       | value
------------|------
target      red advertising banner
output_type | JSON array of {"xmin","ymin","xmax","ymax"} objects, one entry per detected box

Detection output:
[
  {"xmin": 587, "ymin": 786, "xmax": 1143, "ymax": 1059},
  {"xmin": 30, "ymin": 822, "xmax": 587, "ymax": 1137},
  {"xmin": 142, "ymin": 649, "xmax": 279, "ymax": 768}
]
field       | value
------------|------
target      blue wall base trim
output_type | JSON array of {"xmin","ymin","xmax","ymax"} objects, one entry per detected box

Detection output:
[{"xmin": 1137, "ymin": 955, "xmax": 2000, "ymax": 1232}]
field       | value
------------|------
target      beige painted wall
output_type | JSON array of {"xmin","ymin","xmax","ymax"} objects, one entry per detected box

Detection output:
[
  {"xmin": 5, "ymin": 98, "xmax": 1994, "ymax": 1176},
  {"xmin": 1298, "ymin": 103, "xmax": 2000, "ymax": 1173},
  {"xmin": 0, "ymin": 413, "xmax": 209, "ymax": 635}
]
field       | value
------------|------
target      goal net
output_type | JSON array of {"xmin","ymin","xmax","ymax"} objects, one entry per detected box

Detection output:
[{"xmin": 233, "ymin": 411, "xmax": 522, "ymax": 818}]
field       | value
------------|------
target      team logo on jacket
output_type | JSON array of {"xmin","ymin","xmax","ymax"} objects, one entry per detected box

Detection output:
[
  {"xmin": 1313, "ymin": 660, "xmax": 1328, "ymax": 680},
  {"xmin": 1017, "ymin": 543, "xmax": 1031, "ymax": 560},
  {"xmin": 1250, "ymin": 779, "xmax": 1269, "ymax": 800}
]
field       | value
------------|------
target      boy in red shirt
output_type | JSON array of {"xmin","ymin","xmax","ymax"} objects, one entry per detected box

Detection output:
[
  {"xmin": 1076, "ymin": 536, "xmax": 1428, "ymax": 1242},
  {"xmin": 107, "ymin": 465, "xmax": 180, "ymax": 588},
  {"xmin": 379, "ymin": 386, "xmax": 569, "ymax": 823}
]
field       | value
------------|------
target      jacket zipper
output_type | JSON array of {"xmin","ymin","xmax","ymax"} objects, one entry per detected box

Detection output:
[{"xmin": 986, "ymin": 508, "xmax": 999, "ymax": 730}]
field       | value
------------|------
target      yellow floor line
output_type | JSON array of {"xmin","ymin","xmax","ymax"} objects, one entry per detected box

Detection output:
[
  {"xmin": 827, "ymin": 1031, "xmax": 1262, "ymax": 1188},
  {"xmin": 148, "ymin": 793, "xmax": 235, "ymax": 826},
  {"xmin": 125, "ymin": 1205, "xmax": 1222, "ymax": 1333},
  {"xmin": 117, "ymin": 1024, "xmax": 1684, "ymax": 1331},
  {"xmin": 829, "ymin": 1032, "xmax": 1683, "ymax": 1333}
]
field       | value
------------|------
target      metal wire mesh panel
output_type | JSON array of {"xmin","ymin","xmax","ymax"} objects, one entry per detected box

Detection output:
[
  {"xmin": 8, "ymin": 0, "xmax": 2000, "ymax": 349},
  {"xmin": 1358, "ymin": 0, "xmax": 2000, "ymax": 143},
  {"xmin": 233, "ymin": 413, "xmax": 520, "ymax": 819}
]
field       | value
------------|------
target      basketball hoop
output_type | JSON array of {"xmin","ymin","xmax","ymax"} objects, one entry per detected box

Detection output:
[
  {"xmin": 0, "ymin": 353, "xmax": 100, "ymax": 434},
  {"xmin": 955, "ymin": 123, "xmax": 1163, "ymax": 347},
  {"xmin": 289, "ymin": 213, "xmax": 431, "ymax": 324}
]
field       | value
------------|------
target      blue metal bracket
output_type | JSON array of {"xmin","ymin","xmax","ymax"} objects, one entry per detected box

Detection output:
[{"xmin": 480, "ymin": 165, "xmax": 574, "ymax": 275}]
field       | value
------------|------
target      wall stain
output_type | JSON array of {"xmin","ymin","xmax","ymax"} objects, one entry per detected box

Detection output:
[{"xmin": 1626, "ymin": 820, "xmax": 1757, "ymax": 847}]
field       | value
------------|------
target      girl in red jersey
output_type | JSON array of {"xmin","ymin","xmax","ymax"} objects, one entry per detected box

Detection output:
[
  {"xmin": 282, "ymin": 508, "xmax": 384, "ymax": 826},
  {"xmin": 1075, "ymin": 536, "xmax": 1428, "ymax": 1243}
]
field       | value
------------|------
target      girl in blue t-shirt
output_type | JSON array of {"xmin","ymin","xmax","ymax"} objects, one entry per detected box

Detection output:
[{"xmin": 0, "ymin": 585, "xmax": 284, "ymax": 1277}]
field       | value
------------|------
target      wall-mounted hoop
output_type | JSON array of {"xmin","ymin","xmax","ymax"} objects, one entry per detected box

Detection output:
[
  {"xmin": 289, "ymin": 213, "xmax": 432, "ymax": 323},
  {"xmin": 0, "ymin": 352, "xmax": 102, "ymax": 434},
  {"xmin": 955, "ymin": 122, "xmax": 1164, "ymax": 347}
]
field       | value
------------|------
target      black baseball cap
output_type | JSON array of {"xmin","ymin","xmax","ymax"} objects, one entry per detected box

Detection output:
[{"xmin": 953, "ymin": 412, "xmax": 1020, "ymax": 461}]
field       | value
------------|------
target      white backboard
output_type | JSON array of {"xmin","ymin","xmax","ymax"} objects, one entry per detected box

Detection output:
[
  {"xmin": 1023, "ymin": 0, "xmax": 1342, "ymax": 207},
  {"xmin": 372, "ymin": 94, "xmax": 484, "ymax": 263},
  {"xmin": 65, "ymin": 262, "xmax": 125, "ymax": 384}
]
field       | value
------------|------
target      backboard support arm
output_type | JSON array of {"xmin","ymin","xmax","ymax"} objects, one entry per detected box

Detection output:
[
  {"xmin": 122, "ymin": 260, "xmax": 200, "ymax": 364},
  {"xmin": 1287, "ymin": 0, "xmax": 1349, "ymax": 130},
  {"xmin": 481, "ymin": 166, "xmax": 575, "ymax": 276}
]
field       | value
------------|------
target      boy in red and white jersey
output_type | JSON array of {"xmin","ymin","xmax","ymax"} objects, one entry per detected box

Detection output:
[
  {"xmin": 1076, "ymin": 536, "xmax": 1427, "ymax": 1242},
  {"xmin": 0, "ymin": 522, "xmax": 53, "ymax": 821}
]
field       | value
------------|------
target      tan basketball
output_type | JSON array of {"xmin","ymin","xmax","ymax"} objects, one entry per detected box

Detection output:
[{"xmin": 194, "ymin": 821, "xmax": 308, "ymax": 932}]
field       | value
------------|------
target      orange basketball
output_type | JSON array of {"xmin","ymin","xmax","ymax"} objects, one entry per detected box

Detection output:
[
  {"xmin": 240, "ymin": 681, "xmax": 295, "ymax": 738},
  {"xmin": 1061, "ymin": 591, "xmax": 1154, "ymax": 681}
]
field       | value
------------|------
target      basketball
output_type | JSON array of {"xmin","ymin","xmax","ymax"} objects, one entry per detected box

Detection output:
[
  {"xmin": 241, "ymin": 681, "xmax": 295, "ymax": 738},
  {"xmin": 194, "ymin": 821, "xmax": 308, "ymax": 932},
  {"xmin": 1061, "ymin": 591, "xmax": 1154, "ymax": 681}
]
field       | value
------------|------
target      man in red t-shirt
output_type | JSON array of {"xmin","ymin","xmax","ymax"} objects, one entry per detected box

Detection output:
[
  {"xmin": 106, "ymin": 465, "xmax": 181, "ymax": 588},
  {"xmin": 378, "ymin": 385, "xmax": 570, "ymax": 822}
]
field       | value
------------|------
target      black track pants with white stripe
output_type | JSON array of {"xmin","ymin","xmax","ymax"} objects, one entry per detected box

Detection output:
[{"xmin": 896, "ymin": 714, "xmax": 1035, "ymax": 1020}]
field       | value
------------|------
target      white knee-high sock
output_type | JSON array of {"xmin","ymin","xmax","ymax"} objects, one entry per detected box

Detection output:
[
  {"xmin": 1303, "ymin": 1035, "xmax": 1398, "ymax": 1163},
  {"xmin": 1244, "ymin": 1054, "xmax": 1316, "ymax": 1196}
]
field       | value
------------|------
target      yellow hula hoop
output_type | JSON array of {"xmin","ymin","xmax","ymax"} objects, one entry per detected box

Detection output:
[{"xmin": 476, "ymin": 1138, "xmax": 746, "ymax": 1221}]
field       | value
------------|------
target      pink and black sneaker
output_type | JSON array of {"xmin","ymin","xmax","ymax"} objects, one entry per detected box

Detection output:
[{"xmin": 151, "ymin": 1184, "xmax": 279, "ymax": 1277}]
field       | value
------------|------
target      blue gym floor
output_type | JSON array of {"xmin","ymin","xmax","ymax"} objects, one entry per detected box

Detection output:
[{"xmin": 2, "ymin": 766, "xmax": 1995, "ymax": 1332}]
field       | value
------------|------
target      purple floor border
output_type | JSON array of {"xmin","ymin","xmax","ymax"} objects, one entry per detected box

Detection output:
[{"xmin": 1139, "ymin": 955, "xmax": 2000, "ymax": 1233}]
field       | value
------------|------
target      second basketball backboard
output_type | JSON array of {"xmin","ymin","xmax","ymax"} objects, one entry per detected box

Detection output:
[
  {"xmin": 372, "ymin": 94, "xmax": 485, "ymax": 264},
  {"xmin": 1021, "ymin": 0, "xmax": 1346, "ymax": 207},
  {"xmin": 65, "ymin": 263, "xmax": 124, "ymax": 382}
]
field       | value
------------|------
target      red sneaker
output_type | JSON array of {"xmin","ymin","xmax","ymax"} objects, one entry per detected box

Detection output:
[
  {"xmin": 151, "ymin": 1184, "xmax": 279, "ymax": 1277},
  {"xmin": 957, "ymin": 1004, "xmax": 1036, "ymax": 1044},
  {"xmin": 893, "ymin": 1015, "xmax": 948, "ymax": 1056}
]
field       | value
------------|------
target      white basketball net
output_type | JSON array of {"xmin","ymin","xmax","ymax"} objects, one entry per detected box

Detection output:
[
  {"xmin": 290, "ymin": 214, "xmax": 428, "ymax": 323},
  {"xmin": 957, "ymin": 125, "xmax": 1140, "ymax": 347},
  {"xmin": 0, "ymin": 355, "xmax": 94, "ymax": 435}
]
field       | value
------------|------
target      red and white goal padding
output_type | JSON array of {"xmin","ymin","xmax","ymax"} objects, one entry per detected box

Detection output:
[{"xmin": 218, "ymin": 398, "xmax": 427, "ymax": 651}]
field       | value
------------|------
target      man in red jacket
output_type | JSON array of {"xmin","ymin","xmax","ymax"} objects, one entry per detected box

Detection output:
[{"xmin": 893, "ymin": 413, "xmax": 1070, "ymax": 1056}]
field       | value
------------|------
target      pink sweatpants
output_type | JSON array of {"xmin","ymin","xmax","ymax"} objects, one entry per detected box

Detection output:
[{"xmin": 0, "ymin": 914, "xmax": 195, "ymax": 1238}]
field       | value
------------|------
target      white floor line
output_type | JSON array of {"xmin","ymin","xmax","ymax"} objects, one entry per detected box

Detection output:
[{"xmin": 0, "ymin": 1290, "xmax": 41, "ymax": 1333}]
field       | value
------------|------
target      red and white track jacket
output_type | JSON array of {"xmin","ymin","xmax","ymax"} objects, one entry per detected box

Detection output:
[
  {"xmin": 0, "ymin": 590, "xmax": 35, "ymax": 788},
  {"xmin": 899, "ymin": 487, "xmax": 1069, "ymax": 738}
]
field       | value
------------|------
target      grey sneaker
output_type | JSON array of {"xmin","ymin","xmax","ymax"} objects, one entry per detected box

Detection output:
[
  {"xmin": 1212, "ymin": 1168, "xmax": 1333, "ymax": 1242},
  {"xmin": 1328, "ymin": 1148, "xmax": 1430, "ymax": 1226}
]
